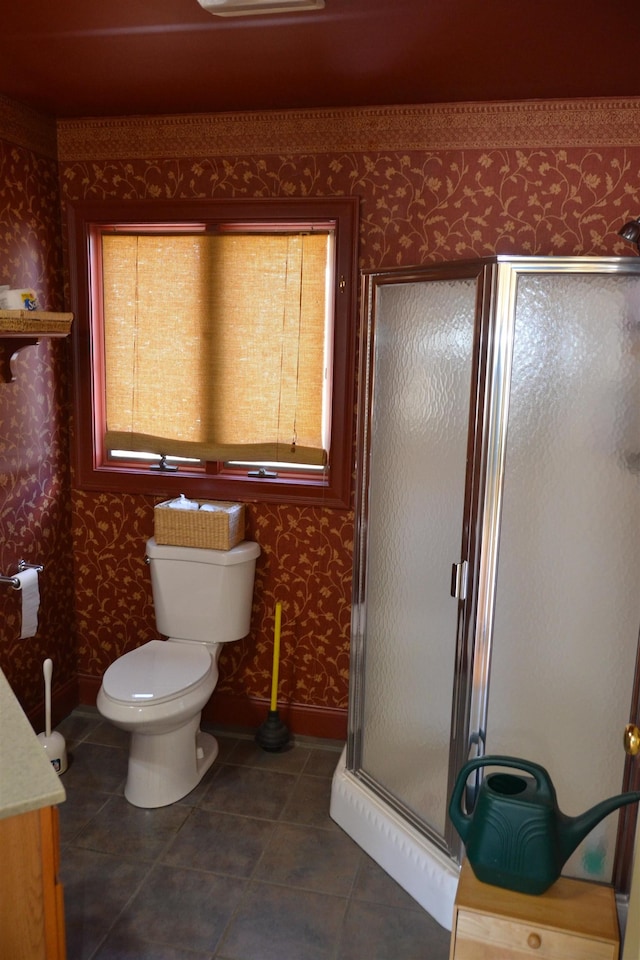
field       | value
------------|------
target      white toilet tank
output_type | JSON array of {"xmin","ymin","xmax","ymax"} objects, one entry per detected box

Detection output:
[{"xmin": 146, "ymin": 537, "xmax": 260, "ymax": 644}]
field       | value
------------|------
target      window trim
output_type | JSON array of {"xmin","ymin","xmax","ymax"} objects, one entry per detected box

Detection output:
[{"xmin": 67, "ymin": 197, "xmax": 359, "ymax": 509}]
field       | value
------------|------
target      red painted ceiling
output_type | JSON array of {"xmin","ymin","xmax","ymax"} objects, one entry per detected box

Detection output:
[{"xmin": 3, "ymin": 0, "xmax": 640, "ymax": 119}]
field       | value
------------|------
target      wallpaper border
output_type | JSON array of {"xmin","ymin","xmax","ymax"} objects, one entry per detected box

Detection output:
[
  {"xmin": 0, "ymin": 95, "xmax": 58, "ymax": 159},
  {"xmin": 56, "ymin": 97, "xmax": 640, "ymax": 161}
]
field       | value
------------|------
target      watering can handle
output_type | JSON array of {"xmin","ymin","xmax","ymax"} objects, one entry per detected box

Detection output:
[{"xmin": 449, "ymin": 755, "xmax": 555, "ymax": 837}]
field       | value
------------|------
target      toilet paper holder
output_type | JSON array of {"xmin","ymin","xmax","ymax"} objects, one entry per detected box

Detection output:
[{"xmin": 0, "ymin": 559, "xmax": 43, "ymax": 590}]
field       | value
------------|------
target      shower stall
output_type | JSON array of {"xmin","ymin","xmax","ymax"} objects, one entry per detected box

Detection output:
[{"xmin": 330, "ymin": 256, "xmax": 640, "ymax": 929}]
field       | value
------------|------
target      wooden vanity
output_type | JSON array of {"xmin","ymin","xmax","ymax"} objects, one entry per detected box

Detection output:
[{"xmin": 0, "ymin": 669, "xmax": 66, "ymax": 959}]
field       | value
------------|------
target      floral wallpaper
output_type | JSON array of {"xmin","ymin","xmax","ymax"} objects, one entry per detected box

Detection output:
[
  {"xmin": 71, "ymin": 492, "xmax": 353, "ymax": 733},
  {"xmin": 0, "ymin": 100, "xmax": 75, "ymax": 720},
  {"xmin": 4, "ymin": 96, "xmax": 640, "ymax": 735}
]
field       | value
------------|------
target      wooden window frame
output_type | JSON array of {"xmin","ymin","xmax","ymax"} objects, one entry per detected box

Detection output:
[{"xmin": 67, "ymin": 197, "xmax": 359, "ymax": 509}]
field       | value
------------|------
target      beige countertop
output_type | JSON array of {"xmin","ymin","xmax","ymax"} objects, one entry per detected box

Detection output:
[{"xmin": 0, "ymin": 667, "xmax": 65, "ymax": 820}]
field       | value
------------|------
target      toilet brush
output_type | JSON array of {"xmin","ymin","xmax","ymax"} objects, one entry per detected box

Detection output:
[
  {"xmin": 37, "ymin": 658, "xmax": 68, "ymax": 775},
  {"xmin": 255, "ymin": 601, "xmax": 290, "ymax": 752}
]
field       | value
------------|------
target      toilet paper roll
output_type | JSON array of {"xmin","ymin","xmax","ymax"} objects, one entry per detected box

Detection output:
[
  {"xmin": 16, "ymin": 568, "xmax": 40, "ymax": 639},
  {"xmin": 0, "ymin": 288, "xmax": 38, "ymax": 310}
]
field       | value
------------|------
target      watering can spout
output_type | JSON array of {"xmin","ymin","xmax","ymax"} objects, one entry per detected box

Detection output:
[{"xmin": 559, "ymin": 790, "xmax": 640, "ymax": 865}]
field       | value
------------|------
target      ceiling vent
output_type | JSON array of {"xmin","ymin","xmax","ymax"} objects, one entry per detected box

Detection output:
[{"xmin": 196, "ymin": 0, "xmax": 324, "ymax": 15}]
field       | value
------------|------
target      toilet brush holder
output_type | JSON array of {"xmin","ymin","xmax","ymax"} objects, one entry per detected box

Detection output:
[{"xmin": 37, "ymin": 658, "xmax": 68, "ymax": 775}]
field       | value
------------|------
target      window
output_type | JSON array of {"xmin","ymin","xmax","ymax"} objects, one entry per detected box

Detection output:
[{"xmin": 68, "ymin": 198, "xmax": 358, "ymax": 508}]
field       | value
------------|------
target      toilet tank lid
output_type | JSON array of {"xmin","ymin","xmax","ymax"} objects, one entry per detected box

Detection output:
[{"xmin": 146, "ymin": 537, "xmax": 260, "ymax": 565}]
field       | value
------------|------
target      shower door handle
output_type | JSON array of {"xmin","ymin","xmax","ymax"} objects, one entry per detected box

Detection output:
[{"xmin": 451, "ymin": 561, "xmax": 468, "ymax": 600}]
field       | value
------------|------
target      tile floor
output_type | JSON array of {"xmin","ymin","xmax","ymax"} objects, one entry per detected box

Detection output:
[{"xmin": 56, "ymin": 708, "xmax": 451, "ymax": 960}]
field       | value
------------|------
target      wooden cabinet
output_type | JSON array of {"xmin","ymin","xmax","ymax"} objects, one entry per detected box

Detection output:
[
  {"xmin": 450, "ymin": 861, "xmax": 619, "ymax": 960},
  {"xmin": 0, "ymin": 805, "xmax": 66, "ymax": 959}
]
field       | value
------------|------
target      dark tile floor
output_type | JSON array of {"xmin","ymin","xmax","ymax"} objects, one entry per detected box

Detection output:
[{"xmin": 55, "ymin": 708, "xmax": 451, "ymax": 960}]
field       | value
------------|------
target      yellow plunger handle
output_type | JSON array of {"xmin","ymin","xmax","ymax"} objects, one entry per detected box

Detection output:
[{"xmin": 270, "ymin": 601, "xmax": 282, "ymax": 712}]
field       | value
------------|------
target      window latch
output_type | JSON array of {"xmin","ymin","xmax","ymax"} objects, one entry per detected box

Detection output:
[
  {"xmin": 248, "ymin": 468, "xmax": 278, "ymax": 478},
  {"xmin": 150, "ymin": 454, "xmax": 178, "ymax": 472}
]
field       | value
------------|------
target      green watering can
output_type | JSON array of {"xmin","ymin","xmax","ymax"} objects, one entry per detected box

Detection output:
[{"xmin": 449, "ymin": 755, "xmax": 640, "ymax": 895}]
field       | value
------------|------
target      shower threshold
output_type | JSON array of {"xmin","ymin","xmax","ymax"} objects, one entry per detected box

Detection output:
[{"xmin": 330, "ymin": 746, "xmax": 459, "ymax": 931}]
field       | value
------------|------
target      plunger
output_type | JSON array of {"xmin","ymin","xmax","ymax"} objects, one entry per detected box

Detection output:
[{"xmin": 255, "ymin": 601, "xmax": 290, "ymax": 751}]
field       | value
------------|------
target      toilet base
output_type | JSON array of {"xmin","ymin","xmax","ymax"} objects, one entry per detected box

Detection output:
[{"xmin": 124, "ymin": 715, "xmax": 219, "ymax": 808}]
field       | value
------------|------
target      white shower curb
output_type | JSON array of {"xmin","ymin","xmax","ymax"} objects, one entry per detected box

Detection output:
[{"xmin": 330, "ymin": 746, "xmax": 459, "ymax": 931}]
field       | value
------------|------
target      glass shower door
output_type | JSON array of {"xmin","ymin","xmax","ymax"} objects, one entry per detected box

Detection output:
[
  {"xmin": 484, "ymin": 266, "xmax": 640, "ymax": 885},
  {"xmin": 348, "ymin": 267, "xmax": 482, "ymax": 851}
]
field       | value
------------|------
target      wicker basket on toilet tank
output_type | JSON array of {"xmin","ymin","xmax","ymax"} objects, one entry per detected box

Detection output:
[{"xmin": 154, "ymin": 499, "xmax": 245, "ymax": 550}]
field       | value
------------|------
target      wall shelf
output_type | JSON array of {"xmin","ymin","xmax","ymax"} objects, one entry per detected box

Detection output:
[{"xmin": 0, "ymin": 310, "xmax": 73, "ymax": 383}]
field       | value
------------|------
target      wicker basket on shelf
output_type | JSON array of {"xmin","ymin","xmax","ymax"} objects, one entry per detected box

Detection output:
[{"xmin": 154, "ymin": 499, "xmax": 245, "ymax": 550}]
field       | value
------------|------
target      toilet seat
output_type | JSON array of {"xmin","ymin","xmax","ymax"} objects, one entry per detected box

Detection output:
[{"xmin": 102, "ymin": 639, "xmax": 213, "ymax": 705}]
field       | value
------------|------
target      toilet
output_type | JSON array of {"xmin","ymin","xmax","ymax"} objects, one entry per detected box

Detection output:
[{"xmin": 97, "ymin": 536, "xmax": 260, "ymax": 808}]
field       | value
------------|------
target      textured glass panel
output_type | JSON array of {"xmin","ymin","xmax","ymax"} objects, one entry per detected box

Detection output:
[
  {"xmin": 360, "ymin": 278, "xmax": 476, "ymax": 837},
  {"xmin": 487, "ymin": 272, "xmax": 640, "ymax": 883}
]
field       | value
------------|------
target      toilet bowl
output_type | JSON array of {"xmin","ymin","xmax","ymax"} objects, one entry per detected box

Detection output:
[
  {"xmin": 97, "ymin": 537, "xmax": 260, "ymax": 808},
  {"xmin": 97, "ymin": 639, "xmax": 219, "ymax": 807}
]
